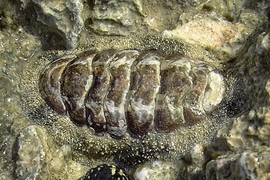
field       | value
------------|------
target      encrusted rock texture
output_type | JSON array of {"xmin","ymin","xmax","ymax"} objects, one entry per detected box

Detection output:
[{"xmin": 0, "ymin": 0, "xmax": 270, "ymax": 179}]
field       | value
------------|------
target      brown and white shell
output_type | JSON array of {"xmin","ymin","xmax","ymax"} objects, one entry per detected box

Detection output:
[{"xmin": 39, "ymin": 50, "xmax": 226, "ymax": 138}]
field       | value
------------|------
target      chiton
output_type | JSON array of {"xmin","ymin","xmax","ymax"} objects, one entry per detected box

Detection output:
[
  {"xmin": 39, "ymin": 50, "xmax": 226, "ymax": 138},
  {"xmin": 82, "ymin": 164, "xmax": 129, "ymax": 180}
]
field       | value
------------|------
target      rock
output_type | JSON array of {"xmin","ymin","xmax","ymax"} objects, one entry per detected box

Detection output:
[
  {"xmin": 0, "ymin": 27, "xmax": 41, "ymax": 60},
  {"xmin": 190, "ymin": 144, "xmax": 206, "ymax": 169},
  {"xmin": 87, "ymin": 0, "xmax": 143, "ymax": 36},
  {"xmin": 214, "ymin": 47, "xmax": 270, "ymax": 150},
  {"xmin": 133, "ymin": 161, "xmax": 183, "ymax": 180},
  {"xmin": 13, "ymin": 125, "xmax": 88, "ymax": 179},
  {"xmin": 163, "ymin": 11, "xmax": 266, "ymax": 62},
  {"xmin": 19, "ymin": 0, "xmax": 84, "ymax": 50},
  {"xmin": 14, "ymin": 125, "xmax": 51, "ymax": 179},
  {"xmin": 206, "ymin": 148, "xmax": 270, "ymax": 180},
  {"xmin": 206, "ymin": 154, "xmax": 239, "ymax": 180},
  {"xmin": 200, "ymin": 0, "xmax": 247, "ymax": 21},
  {"xmin": 0, "ymin": 8, "xmax": 16, "ymax": 30}
]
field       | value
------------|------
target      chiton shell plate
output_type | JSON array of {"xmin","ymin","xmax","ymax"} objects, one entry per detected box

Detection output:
[{"xmin": 39, "ymin": 50, "xmax": 226, "ymax": 138}]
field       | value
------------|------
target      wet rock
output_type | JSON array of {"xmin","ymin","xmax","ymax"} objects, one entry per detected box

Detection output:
[
  {"xmin": 13, "ymin": 125, "xmax": 87, "ymax": 179},
  {"xmin": 0, "ymin": 29, "xmax": 41, "ymax": 60},
  {"xmin": 0, "ymin": 2, "xmax": 20, "ymax": 30},
  {"xmin": 206, "ymin": 148, "xmax": 270, "ymax": 180},
  {"xmin": 190, "ymin": 144, "xmax": 206, "ymax": 169},
  {"xmin": 14, "ymin": 125, "xmax": 51, "ymax": 179},
  {"xmin": 133, "ymin": 161, "xmax": 183, "ymax": 180},
  {"xmin": 206, "ymin": 154, "xmax": 239, "ymax": 180},
  {"xmin": 87, "ymin": 0, "xmax": 143, "ymax": 36},
  {"xmin": 204, "ymin": 33, "xmax": 270, "ymax": 180},
  {"xmin": 20, "ymin": 0, "xmax": 84, "ymax": 50},
  {"xmin": 163, "ymin": 10, "xmax": 267, "ymax": 62},
  {"xmin": 201, "ymin": 0, "xmax": 247, "ymax": 21}
]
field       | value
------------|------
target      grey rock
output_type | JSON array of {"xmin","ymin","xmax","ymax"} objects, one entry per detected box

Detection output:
[
  {"xmin": 13, "ymin": 125, "xmax": 88, "ymax": 179},
  {"xmin": 20, "ymin": 0, "xmax": 84, "ymax": 50},
  {"xmin": 87, "ymin": 0, "xmax": 143, "ymax": 35},
  {"xmin": 14, "ymin": 125, "xmax": 49, "ymax": 179},
  {"xmin": 206, "ymin": 148, "xmax": 270, "ymax": 180}
]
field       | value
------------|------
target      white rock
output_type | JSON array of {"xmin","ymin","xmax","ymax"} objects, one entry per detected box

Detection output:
[{"xmin": 133, "ymin": 161, "xmax": 183, "ymax": 180}]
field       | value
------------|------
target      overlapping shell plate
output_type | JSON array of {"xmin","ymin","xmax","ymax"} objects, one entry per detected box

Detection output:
[{"xmin": 39, "ymin": 49, "xmax": 227, "ymax": 138}]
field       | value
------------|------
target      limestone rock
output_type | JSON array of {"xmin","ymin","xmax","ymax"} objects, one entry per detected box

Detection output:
[
  {"xmin": 206, "ymin": 148, "xmax": 270, "ymax": 180},
  {"xmin": 87, "ymin": 0, "xmax": 143, "ymax": 36},
  {"xmin": 163, "ymin": 11, "xmax": 266, "ymax": 62},
  {"xmin": 14, "ymin": 125, "xmax": 51, "ymax": 179},
  {"xmin": 13, "ymin": 125, "xmax": 87, "ymax": 179},
  {"xmin": 133, "ymin": 161, "xmax": 183, "ymax": 180},
  {"xmin": 20, "ymin": 0, "xmax": 84, "ymax": 50}
]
